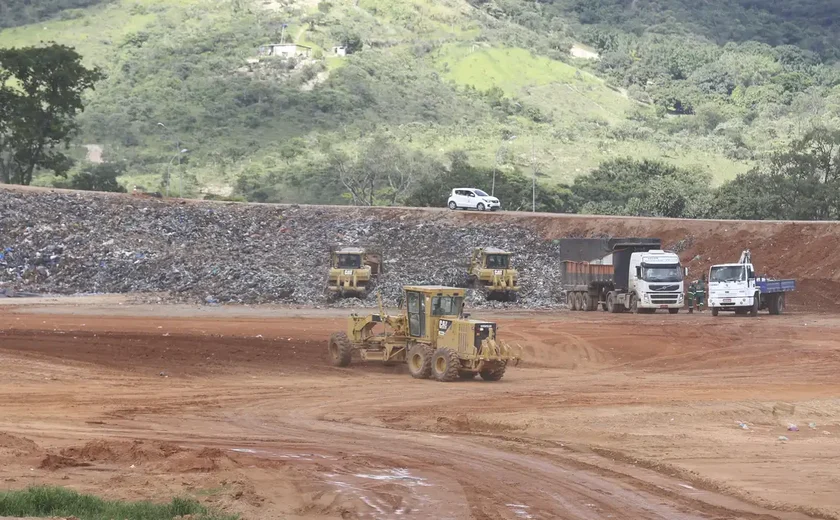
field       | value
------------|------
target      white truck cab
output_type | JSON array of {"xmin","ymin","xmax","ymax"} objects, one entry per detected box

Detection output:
[
  {"xmin": 708, "ymin": 263, "xmax": 756, "ymax": 306},
  {"xmin": 628, "ymin": 250, "xmax": 685, "ymax": 312}
]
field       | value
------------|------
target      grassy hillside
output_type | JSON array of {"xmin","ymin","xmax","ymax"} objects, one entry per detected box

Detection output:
[{"xmin": 2, "ymin": 0, "xmax": 834, "ymax": 203}]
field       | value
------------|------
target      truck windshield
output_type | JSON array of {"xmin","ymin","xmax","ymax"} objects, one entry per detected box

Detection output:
[
  {"xmin": 710, "ymin": 266, "xmax": 745, "ymax": 282},
  {"xmin": 337, "ymin": 254, "xmax": 362, "ymax": 269},
  {"xmin": 431, "ymin": 296, "xmax": 463, "ymax": 316},
  {"xmin": 486, "ymin": 255, "xmax": 510, "ymax": 269},
  {"xmin": 641, "ymin": 265, "xmax": 683, "ymax": 282}
]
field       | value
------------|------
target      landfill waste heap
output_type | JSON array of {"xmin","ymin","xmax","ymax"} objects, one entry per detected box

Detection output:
[{"xmin": 0, "ymin": 190, "xmax": 570, "ymax": 307}]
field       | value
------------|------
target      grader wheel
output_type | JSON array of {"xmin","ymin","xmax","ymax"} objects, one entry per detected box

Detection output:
[
  {"xmin": 328, "ymin": 332, "xmax": 353, "ymax": 367},
  {"xmin": 480, "ymin": 361, "xmax": 507, "ymax": 381},
  {"xmin": 407, "ymin": 344, "xmax": 433, "ymax": 379},
  {"xmin": 432, "ymin": 348, "xmax": 461, "ymax": 382}
]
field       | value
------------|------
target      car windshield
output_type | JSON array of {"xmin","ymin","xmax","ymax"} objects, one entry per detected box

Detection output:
[
  {"xmin": 486, "ymin": 254, "xmax": 510, "ymax": 269},
  {"xmin": 431, "ymin": 296, "xmax": 463, "ymax": 316},
  {"xmin": 474, "ymin": 189, "xmax": 489, "ymax": 197},
  {"xmin": 337, "ymin": 254, "xmax": 361, "ymax": 269},
  {"xmin": 641, "ymin": 265, "xmax": 683, "ymax": 282},
  {"xmin": 710, "ymin": 265, "xmax": 745, "ymax": 283}
]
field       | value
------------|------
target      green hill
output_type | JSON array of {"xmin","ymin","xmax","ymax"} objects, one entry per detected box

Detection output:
[{"xmin": 1, "ymin": 0, "xmax": 837, "ymax": 204}]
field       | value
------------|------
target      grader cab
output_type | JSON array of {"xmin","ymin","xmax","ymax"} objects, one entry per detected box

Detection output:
[
  {"xmin": 327, "ymin": 246, "xmax": 382, "ymax": 298},
  {"xmin": 328, "ymin": 286, "xmax": 520, "ymax": 382},
  {"xmin": 468, "ymin": 247, "xmax": 519, "ymax": 302}
]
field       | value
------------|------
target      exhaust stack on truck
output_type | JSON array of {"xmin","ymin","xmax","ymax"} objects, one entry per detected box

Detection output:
[{"xmin": 560, "ymin": 238, "xmax": 686, "ymax": 314}]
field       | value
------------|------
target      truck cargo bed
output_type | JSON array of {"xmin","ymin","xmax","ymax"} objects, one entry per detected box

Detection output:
[{"xmin": 756, "ymin": 278, "xmax": 796, "ymax": 293}]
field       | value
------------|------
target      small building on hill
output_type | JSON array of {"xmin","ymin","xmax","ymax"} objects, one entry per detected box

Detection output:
[{"xmin": 258, "ymin": 43, "xmax": 312, "ymax": 58}]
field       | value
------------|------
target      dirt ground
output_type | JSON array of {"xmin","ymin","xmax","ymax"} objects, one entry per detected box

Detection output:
[{"xmin": 0, "ymin": 297, "xmax": 838, "ymax": 519}]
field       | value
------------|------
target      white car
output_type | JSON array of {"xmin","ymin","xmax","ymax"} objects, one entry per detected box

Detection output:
[{"xmin": 447, "ymin": 188, "xmax": 501, "ymax": 211}]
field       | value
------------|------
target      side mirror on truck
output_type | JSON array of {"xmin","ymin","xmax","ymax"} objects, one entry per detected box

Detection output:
[
  {"xmin": 684, "ymin": 267, "xmax": 689, "ymax": 277},
  {"xmin": 635, "ymin": 266, "xmax": 641, "ymax": 278}
]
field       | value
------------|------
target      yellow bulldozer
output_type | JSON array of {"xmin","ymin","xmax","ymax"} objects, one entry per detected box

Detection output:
[
  {"xmin": 328, "ymin": 285, "xmax": 520, "ymax": 382},
  {"xmin": 467, "ymin": 247, "xmax": 519, "ymax": 302},
  {"xmin": 326, "ymin": 246, "xmax": 382, "ymax": 299}
]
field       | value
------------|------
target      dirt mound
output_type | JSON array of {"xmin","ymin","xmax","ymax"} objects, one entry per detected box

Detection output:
[
  {"xmin": 39, "ymin": 454, "xmax": 91, "ymax": 470},
  {"xmin": 41, "ymin": 439, "xmax": 238, "ymax": 474},
  {"xmin": 0, "ymin": 432, "xmax": 39, "ymax": 456},
  {"xmin": 155, "ymin": 447, "xmax": 240, "ymax": 473},
  {"xmin": 60, "ymin": 439, "xmax": 182, "ymax": 464}
]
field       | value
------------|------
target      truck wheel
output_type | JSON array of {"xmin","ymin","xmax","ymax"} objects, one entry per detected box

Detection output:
[
  {"xmin": 750, "ymin": 295, "xmax": 759, "ymax": 317},
  {"xmin": 586, "ymin": 294, "xmax": 597, "ymax": 311},
  {"xmin": 432, "ymin": 348, "xmax": 461, "ymax": 382},
  {"xmin": 329, "ymin": 332, "xmax": 353, "ymax": 367},
  {"xmin": 769, "ymin": 294, "xmax": 785, "ymax": 315},
  {"xmin": 629, "ymin": 294, "xmax": 639, "ymax": 313},
  {"xmin": 607, "ymin": 292, "xmax": 619, "ymax": 313},
  {"xmin": 575, "ymin": 292, "xmax": 585, "ymax": 311},
  {"xmin": 568, "ymin": 293, "xmax": 578, "ymax": 311},
  {"xmin": 407, "ymin": 344, "xmax": 433, "ymax": 379},
  {"xmin": 480, "ymin": 361, "xmax": 507, "ymax": 381},
  {"xmin": 669, "ymin": 308, "xmax": 679, "ymax": 314},
  {"xmin": 711, "ymin": 307, "xmax": 719, "ymax": 317}
]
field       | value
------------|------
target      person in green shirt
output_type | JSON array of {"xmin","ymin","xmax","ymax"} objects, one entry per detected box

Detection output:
[{"xmin": 687, "ymin": 275, "xmax": 706, "ymax": 313}]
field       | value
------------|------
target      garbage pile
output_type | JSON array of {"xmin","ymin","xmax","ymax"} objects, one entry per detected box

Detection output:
[{"xmin": 0, "ymin": 190, "xmax": 567, "ymax": 307}]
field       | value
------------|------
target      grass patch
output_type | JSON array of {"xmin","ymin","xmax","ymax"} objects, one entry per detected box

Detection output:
[
  {"xmin": 435, "ymin": 45, "xmax": 595, "ymax": 95},
  {"xmin": 0, "ymin": 486, "xmax": 237, "ymax": 520}
]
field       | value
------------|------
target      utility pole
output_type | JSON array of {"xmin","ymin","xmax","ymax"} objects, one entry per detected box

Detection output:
[
  {"xmin": 531, "ymin": 136, "xmax": 536, "ymax": 212},
  {"xmin": 158, "ymin": 122, "xmax": 189, "ymax": 197},
  {"xmin": 492, "ymin": 135, "xmax": 516, "ymax": 197}
]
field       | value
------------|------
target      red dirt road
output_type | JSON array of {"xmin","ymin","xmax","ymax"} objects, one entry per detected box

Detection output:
[{"xmin": 0, "ymin": 300, "xmax": 838, "ymax": 519}]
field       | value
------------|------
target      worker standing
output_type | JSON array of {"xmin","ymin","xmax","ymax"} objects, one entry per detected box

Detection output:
[{"xmin": 695, "ymin": 274, "xmax": 706, "ymax": 311}]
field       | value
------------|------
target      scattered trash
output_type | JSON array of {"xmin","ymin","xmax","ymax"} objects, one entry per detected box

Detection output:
[
  {"xmin": 808, "ymin": 422, "xmax": 817, "ymax": 430},
  {"xmin": 738, "ymin": 422, "xmax": 749, "ymax": 430},
  {"xmin": 0, "ymin": 190, "xmax": 569, "ymax": 307},
  {"xmin": 778, "ymin": 436, "xmax": 789, "ymax": 441},
  {"xmin": 788, "ymin": 424, "xmax": 799, "ymax": 432}
]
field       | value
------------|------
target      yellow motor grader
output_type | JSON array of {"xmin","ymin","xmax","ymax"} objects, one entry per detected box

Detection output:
[
  {"xmin": 326, "ymin": 246, "xmax": 382, "ymax": 299},
  {"xmin": 467, "ymin": 247, "xmax": 519, "ymax": 302},
  {"xmin": 328, "ymin": 286, "xmax": 520, "ymax": 382}
]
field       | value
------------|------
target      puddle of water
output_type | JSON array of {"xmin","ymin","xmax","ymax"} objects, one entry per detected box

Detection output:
[
  {"xmin": 353, "ymin": 468, "xmax": 433, "ymax": 487},
  {"xmin": 506, "ymin": 503, "xmax": 534, "ymax": 519},
  {"xmin": 229, "ymin": 448, "xmax": 335, "ymax": 461}
]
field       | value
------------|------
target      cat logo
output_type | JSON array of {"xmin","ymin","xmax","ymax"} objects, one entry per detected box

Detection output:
[{"xmin": 438, "ymin": 319, "xmax": 452, "ymax": 336}]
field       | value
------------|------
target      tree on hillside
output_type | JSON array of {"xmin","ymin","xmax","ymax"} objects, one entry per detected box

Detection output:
[
  {"xmin": 63, "ymin": 163, "xmax": 127, "ymax": 193},
  {"xmin": 714, "ymin": 127, "xmax": 840, "ymax": 220},
  {"xmin": 0, "ymin": 44, "xmax": 103, "ymax": 185},
  {"xmin": 569, "ymin": 158, "xmax": 713, "ymax": 218},
  {"xmin": 334, "ymin": 137, "xmax": 437, "ymax": 206}
]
